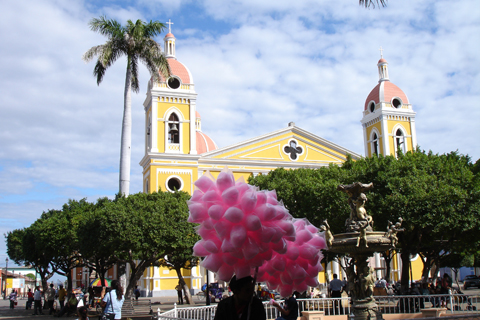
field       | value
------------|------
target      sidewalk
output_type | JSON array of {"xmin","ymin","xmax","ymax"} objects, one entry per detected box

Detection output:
[{"xmin": 0, "ymin": 295, "xmax": 214, "ymax": 319}]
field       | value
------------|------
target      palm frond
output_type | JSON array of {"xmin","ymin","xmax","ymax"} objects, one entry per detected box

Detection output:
[
  {"xmin": 89, "ymin": 16, "xmax": 124, "ymax": 38},
  {"xmin": 359, "ymin": 0, "xmax": 387, "ymax": 8},
  {"xmin": 129, "ymin": 55, "xmax": 140, "ymax": 93}
]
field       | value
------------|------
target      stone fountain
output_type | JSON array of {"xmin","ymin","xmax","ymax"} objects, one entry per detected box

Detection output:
[{"xmin": 322, "ymin": 182, "xmax": 403, "ymax": 320}]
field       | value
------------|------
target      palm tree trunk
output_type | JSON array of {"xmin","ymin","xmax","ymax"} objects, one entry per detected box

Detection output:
[{"xmin": 119, "ymin": 63, "xmax": 132, "ymax": 196}]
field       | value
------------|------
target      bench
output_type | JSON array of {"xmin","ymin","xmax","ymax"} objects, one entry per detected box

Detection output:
[{"xmin": 121, "ymin": 299, "xmax": 154, "ymax": 319}]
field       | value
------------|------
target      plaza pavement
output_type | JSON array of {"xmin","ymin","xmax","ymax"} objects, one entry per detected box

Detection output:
[{"xmin": 0, "ymin": 294, "xmax": 215, "ymax": 319}]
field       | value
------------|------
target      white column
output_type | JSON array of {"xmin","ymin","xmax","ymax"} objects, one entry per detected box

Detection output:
[
  {"xmin": 362, "ymin": 123, "xmax": 369, "ymax": 156},
  {"xmin": 189, "ymin": 101, "xmax": 197, "ymax": 154},
  {"xmin": 332, "ymin": 260, "xmax": 340, "ymax": 279},
  {"xmin": 410, "ymin": 117, "xmax": 417, "ymax": 150},
  {"xmin": 151, "ymin": 97, "xmax": 158, "ymax": 152},
  {"xmin": 380, "ymin": 114, "xmax": 390, "ymax": 155},
  {"xmin": 375, "ymin": 253, "xmax": 382, "ymax": 279}
]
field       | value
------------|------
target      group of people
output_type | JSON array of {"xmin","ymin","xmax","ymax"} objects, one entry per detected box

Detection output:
[
  {"xmin": 5, "ymin": 280, "xmax": 125, "ymax": 320},
  {"xmin": 213, "ymin": 275, "xmax": 299, "ymax": 320}
]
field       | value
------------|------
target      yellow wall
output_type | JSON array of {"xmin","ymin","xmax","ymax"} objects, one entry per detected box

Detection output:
[{"xmin": 366, "ymin": 123, "xmax": 383, "ymax": 156}]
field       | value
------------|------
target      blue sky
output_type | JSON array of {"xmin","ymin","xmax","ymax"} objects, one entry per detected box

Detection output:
[{"xmin": 0, "ymin": 0, "xmax": 479, "ymax": 267}]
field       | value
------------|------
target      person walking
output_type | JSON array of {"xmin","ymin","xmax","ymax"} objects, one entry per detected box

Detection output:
[
  {"xmin": 175, "ymin": 282, "xmax": 183, "ymax": 305},
  {"xmin": 58, "ymin": 285, "xmax": 67, "ymax": 309},
  {"xmin": 214, "ymin": 275, "xmax": 266, "ymax": 320},
  {"xmin": 8, "ymin": 289, "xmax": 17, "ymax": 309},
  {"xmin": 26, "ymin": 288, "xmax": 34, "ymax": 309},
  {"xmin": 46, "ymin": 283, "xmax": 56, "ymax": 314},
  {"xmin": 100, "ymin": 280, "xmax": 125, "ymax": 320},
  {"xmin": 272, "ymin": 292, "xmax": 298, "ymax": 320},
  {"xmin": 33, "ymin": 286, "xmax": 44, "ymax": 315}
]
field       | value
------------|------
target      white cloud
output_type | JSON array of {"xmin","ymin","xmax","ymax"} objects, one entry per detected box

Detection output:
[{"xmin": 0, "ymin": 0, "xmax": 478, "ymax": 259}]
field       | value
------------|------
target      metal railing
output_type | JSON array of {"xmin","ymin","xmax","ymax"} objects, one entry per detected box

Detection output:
[{"xmin": 157, "ymin": 294, "xmax": 480, "ymax": 320}]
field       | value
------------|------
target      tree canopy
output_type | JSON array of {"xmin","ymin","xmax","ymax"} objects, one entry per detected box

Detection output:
[{"xmin": 249, "ymin": 149, "xmax": 480, "ymax": 291}]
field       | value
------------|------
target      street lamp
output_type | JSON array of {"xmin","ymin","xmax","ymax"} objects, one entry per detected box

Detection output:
[{"xmin": 4, "ymin": 258, "xmax": 8, "ymax": 300}]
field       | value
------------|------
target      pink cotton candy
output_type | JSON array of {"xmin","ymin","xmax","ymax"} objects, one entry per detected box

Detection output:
[
  {"xmin": 197, "ymin": 226, "xmax": 216, "ymax": 239},
  {"xmin": 203, "ymin": 189, "xmax": 221, "ymax": 203},
  {"xmin": 285, "ymin": 244, "xmax": 300, "ymax": 260},
  {"xmin": 203, "ymin": 240, "xmax": 219, "ymax": 253},
  {"xmin": 279, "ymin": 285, "xmax": 294, "ymax": 298},
  {"xmin": 214, "ymin": 220, "xmax": 232, "ymax": 239},
  {"xmin": 208, "ymin": 205, "xmax": 226, "ymax": 220},
  {"xmin": 246, "ymin": 253, "xmax": 264, "ymax": 268},
  {"xmin": 256, "ymin": 192, "xmax": 267, "ymax": 206},
  {"xmin": 299, "ymin": 244, "xmax": 317, "ymax": 260},
  {"xmin": 216, "ymin": 171, "xmax": 235, "ymax": 192},
  {"xmin": 258, "ymin": 226, "xmax": 276, "ymax": 243},
  {"xmin": 266, "ymin": 277, "xmax": 281, "ymax": 291},
  {"xmin": 201, "ymin": 254, "xmax": 223, "ymax": 273},
  {"xmin": 193, "ymin": 241, "xmax": 210, "ymax": 257},
  {"xmin": 255, "ymin": 204, "xmax": 276, "ymax": 221},
  {"xmin": 242, "ymin": 238, "xmax": 260, "ymax": 260},
  {"xmin": 293, "ymin": 281, "xmax": 309, "ymax": 294},
  {"xmin": 203, "ymin": 218, "xmax": 215, "ymax": 230},
  {"xmin": 188, "ymin": 203, "xmax": 208, "ymax": 223},
  {"xmin": 270, "ymin": 226, "xmax": 286, "ymax": 243},
  {"xmin": 271, "ymin": 238, "xmax": 287, "ymax": 254},
  {"xmin": 309, "ymin": 235, "xmax": 327, "ymax": 249},
  {"xmin": 217, "ymin": 264, "xmax": 235, "ymax": 282},
  {"xmin": 296, "ymin": 229, "xmax": 313, "ymax": 244},
  {"xmin": 280, "ymin": 272, "xmax": 293, "ymax": 286},
  {"xmin": 221, "ymin": 186, "xmax": 239, "ymax": 206},
  {"xmin": 272, "ymin": 256, "xmax": 286, "ymax": 272},
  {"xmin": 230, "ymin": 225, "xmax": 247, "ymax": 248},
  {"xmin": 288, "ymin": 265, "xmax": 307, "ymax": 280},
  {"xmin": 224, "ymin": 207, "xmax": 244, "ymax": 223},
  {"xmin": 241, "ymin": 191, "xmax": 257, "ymax": 213},
  {"xmin": 234, "ymin": 263, "xmax": 252, "ymax": 279},
  {"xmin": 194, "ymin": 175, "xmax": 215, "ymax": 192},
  {"xmin": 190, "ymin": 189, "xmax": 204, "ymax": 201},
  {"xmin": 222, "ymin": 252, "xmax": 238, "ymax": 266},
  {"xmin": 245, "ymin": 215, "xmax": 261, "ymax": 231},
  {"xmin": 235, "ymin": 181, "xmax": 250, "ymax": 197},
  {"xmin": 221, "ymin": 239, "xmax": 235, "ymax": 252},
  {"xmin": 293, "ymin": 219, "xmax": 306, "ymax": 230},
  {"xmin": 306, "ymin": 224, "xmax": 318, "ymax": 234},
  {"xmin": 305, "ymin": 277, "xmax": 319, "ymax": 288},
  {"xmin": 277, "ymin": 220, "xmax": 296, "ymax": 240}
]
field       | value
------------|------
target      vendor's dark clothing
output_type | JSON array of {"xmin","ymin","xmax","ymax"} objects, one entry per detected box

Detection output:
[
  {"xmin": 214, "ymin": 296, "xmax": 266, "ymax": 320},
  {"xmin": 277, "ymin": 296, "xmax": 298, "ymax": 320}
]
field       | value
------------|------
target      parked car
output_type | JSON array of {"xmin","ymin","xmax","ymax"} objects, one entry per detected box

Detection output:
[{"xmin": 463, "ymin": 275, "xmax": 480, "ymax": 289}]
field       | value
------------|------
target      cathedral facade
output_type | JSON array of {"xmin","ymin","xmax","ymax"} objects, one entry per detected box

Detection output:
[{"xmin": 136, "ymin": 31, "xmax": 421, "ymax": 296}]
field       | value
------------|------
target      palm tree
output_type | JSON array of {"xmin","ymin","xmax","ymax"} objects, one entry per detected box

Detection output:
[
  {"xmin": 83, "ymin": 16, "xmax": 170, "ymax": 196},
  {"xmin": 359, "ymin": 0, "xmax": 387, "ymax": 8}
]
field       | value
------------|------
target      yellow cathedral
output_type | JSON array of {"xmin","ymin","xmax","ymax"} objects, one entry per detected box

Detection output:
[{"xmin": 136, "ymin": 30, "xmax": 422, "ymax": 296}]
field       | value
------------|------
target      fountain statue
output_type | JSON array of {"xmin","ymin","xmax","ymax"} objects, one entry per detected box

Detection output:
[{"xmin": 324, "ymin": 182, "xmax": 403, "ymax": 320}]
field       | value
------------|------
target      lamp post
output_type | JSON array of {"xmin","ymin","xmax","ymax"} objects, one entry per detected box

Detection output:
[{"xmin": 4, "ymin": 258, "xmax": 8, "ymax": 300}]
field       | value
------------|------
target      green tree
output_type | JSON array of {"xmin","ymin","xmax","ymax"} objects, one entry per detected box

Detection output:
[
  {"xmin": 83, "ymin": 16, "xmax": 170, "ymax": 196},
  {"xmin": 359, "ymin": 0, "xmax": 387, "ymax": 8}
]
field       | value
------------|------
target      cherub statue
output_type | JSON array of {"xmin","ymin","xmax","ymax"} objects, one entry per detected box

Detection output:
[
  {"xmin": 319, "ymin": 219, "xmax": 334, "ymax": 248},
  {"xmin": 361, "ymin": 266, "xmax": 376, "ymax": 300},
  {"xmin": 385, "ymin": 217, "xmax": 404, "ymax": 247},
  {"xmin": 356, "ymin": 219, "xmax": 369, "ymax": 248}
]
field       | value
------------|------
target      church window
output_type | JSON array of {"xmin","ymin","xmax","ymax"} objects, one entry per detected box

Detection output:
[
  {"xmin": 392, "ymin": 98, "xmax": 402, "ymax": 108},
  {"xmin": 167, "ymin": 77, "xmax": 181, "ymax": 89},
  {"xmin": 395, "ymin": 128, "xmax": 406, "ymax": 156},
  {"xmin": 372, "ymin": 133, "xmax": 379, "ymax": 156},
  {"xmin": 369, "ymin": 102, "xmax": 375, "ymax": 113},
  {"xmin": 283, "ymin": 140, "xmax": 303, "ymax": 161},
  {"xmin": 166, "ymin": 176, "xmax": 183, "ymax": 192},
  {"xmin": 168, "ymin": 113, "xmax": 180, "ymax": 144}
]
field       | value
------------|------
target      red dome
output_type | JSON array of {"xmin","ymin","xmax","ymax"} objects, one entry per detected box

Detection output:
[
  {"xmin": 196, "ymin": 111, "xmax": 201, "ymax": 118},
  {"xmin": 159, "ymin": 58, "xmax": 192, "ymax": 84},
  {"xmin": 364, "ymin": 81, "xmax": 409, "ymax": 110},
  {"xmin": 165, "ymin": 32, "xmax": 175, "ymax": 38},
  {"xmin": 196, "ymin": 131, "xmax": 217, "ymax": 154},
  {"xmin": 378, "ymin": 58, "xmax": 387, "ymax": 63}
]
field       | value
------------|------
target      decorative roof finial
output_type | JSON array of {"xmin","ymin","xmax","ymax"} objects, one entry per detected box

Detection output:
[
  {"xmin": 166, "ymin": 19, "xmax": 174, "ymax": 34},
  {"xmin": 379, "ymin": 46, "xmax": 384, "ymax": 59}
]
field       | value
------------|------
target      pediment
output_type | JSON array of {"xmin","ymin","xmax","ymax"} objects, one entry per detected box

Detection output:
[{"xmin": 199, "ymin": 126, "xmax": 360, "ymax": 164}]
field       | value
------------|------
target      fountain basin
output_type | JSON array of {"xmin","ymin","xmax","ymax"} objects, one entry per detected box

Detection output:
[{"xmin": 329, "ymin": 231, "xmax": 393, "ymax": 255}]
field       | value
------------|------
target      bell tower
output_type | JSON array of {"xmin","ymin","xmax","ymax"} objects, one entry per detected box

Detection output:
[
  {"xmin": 361, "ymin": 53, "xmax": 417, "ymax": 157},
  {"xmin": 140, "ymin": 23, "xmax": 217, "ymax": 194}
]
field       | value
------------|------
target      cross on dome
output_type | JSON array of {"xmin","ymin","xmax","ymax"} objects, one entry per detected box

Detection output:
[
  {"xmin": 379, "ymin": 46, "xmax": 384, "ymax": 59},
  {"xmin": 166, "ymin": 19, "xmax": 173, "ymax": 34}
]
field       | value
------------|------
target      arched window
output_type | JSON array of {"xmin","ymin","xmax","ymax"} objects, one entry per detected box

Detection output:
[
  {"xmin": 371, "ymin": 132, "xmax": 379, "ymax": 156},
  {"xmin": 168, "ymin": 113, "xmax": 180, "ymax": 144},
  {"xmin": 395, "ymin": 128, "xmax": 406, "ymax": 156}
]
